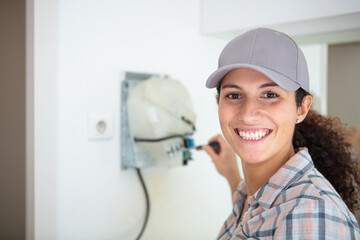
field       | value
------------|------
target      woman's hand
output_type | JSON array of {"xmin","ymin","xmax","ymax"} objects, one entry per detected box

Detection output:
[{"xmin": 202, "ymin": 134, "xmax": 242, "ymax": 202}]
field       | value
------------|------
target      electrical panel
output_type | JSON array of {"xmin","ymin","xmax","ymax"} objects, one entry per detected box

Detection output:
[{"xmin": 121, "ymin": 72, "xmax": 196, "ymax": 169}]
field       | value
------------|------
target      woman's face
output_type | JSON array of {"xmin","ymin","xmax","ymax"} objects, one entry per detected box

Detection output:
[{"xmin": 218, "ymin": 68, "xmax": 300, "ymax": 165}]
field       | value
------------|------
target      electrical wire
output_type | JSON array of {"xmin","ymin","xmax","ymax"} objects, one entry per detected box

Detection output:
[
  {"xmin": 134, "ymin": 131, "xmax": 193, "ymax": 142},
  {"xmin": 135, "ymin": 168, "xmax": 150, "ymax": 240},
  {"xmin": 180, "ymin": 116, "xmax": 196, "ymax": 132},
  {"xmin": 134, "ymin": 115, "xmax": 196, "ymax": 143}
]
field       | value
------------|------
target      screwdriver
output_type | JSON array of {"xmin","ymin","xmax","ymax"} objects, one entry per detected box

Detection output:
[{"xmin": 195, "ymin": 141, "xmax": 220, "ymax": 152}]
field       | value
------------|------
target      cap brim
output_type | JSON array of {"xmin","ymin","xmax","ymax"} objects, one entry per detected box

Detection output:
[{"xmin": 206, "ymin": 63, "xmax": 300, "ymax": 91}]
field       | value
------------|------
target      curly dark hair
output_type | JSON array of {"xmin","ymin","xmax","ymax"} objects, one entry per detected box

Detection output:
[{"xmin": 293, "ymin": 88, "xmax": 360, "ymax": 213}]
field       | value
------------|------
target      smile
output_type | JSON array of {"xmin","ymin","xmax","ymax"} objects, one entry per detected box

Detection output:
[{"xmin": 235, "ymin": 128, "xmax": 272, "ymax": 141}]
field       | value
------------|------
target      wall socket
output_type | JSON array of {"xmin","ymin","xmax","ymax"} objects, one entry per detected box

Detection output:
[{"xmin": 88, "ymin": 114, "xmax": 113, "ymax": 140}]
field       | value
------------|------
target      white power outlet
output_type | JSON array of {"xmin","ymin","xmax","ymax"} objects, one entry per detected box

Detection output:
[{"xmin": 88, "ymin": 114, "xmax": 113, "ymax": 140}]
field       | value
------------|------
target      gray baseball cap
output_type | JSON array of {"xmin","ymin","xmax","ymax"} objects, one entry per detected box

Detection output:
[{"xmin": 206, "ymin": 28, "xmax": 309, "ymax": 92}]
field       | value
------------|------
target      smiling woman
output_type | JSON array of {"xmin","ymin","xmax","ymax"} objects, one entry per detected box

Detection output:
[{"xmin": 202, "ymin": 28, "xmax": 360, "ymax": 239}]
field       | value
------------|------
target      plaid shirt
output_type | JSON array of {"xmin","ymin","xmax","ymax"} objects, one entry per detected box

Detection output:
[{"xmin": 217, "ymin": 148, "xmax": 360, "ymax": 239}]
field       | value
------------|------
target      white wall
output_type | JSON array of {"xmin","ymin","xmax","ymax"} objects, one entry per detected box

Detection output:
[
  {"xmin": 300, "ymin": 44, "xmax": 328, "ymax": 115},
  {"xmin": 27, "ymin": 0, "xmax": 58, "ymax": 239},
  {"xmin": 56, "ymin": 0, "xmax": 230, "ymax": 239}
]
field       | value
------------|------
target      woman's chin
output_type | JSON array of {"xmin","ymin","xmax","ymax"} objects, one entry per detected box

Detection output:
[{"xmin": 237, "ymin": 150, "xmax": 268, "ymax": 165}]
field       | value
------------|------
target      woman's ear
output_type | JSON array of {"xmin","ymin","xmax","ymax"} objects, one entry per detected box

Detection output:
[
  {"xmin": 297, "ymin": 95, "xmax": 312, "ymax": 121},
  {"xmin": 216, "ymin": 95, "xmax": 219, "ymax": 105}
]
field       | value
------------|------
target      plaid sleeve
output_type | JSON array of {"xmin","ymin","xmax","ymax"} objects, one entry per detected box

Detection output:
[
  {"xmin": 274, "ymin": 199, "xmax": 360, "ymax": 239},
  {"xmin": 217, "ymin": 212, "xmax": 237, "ymax": 240}
]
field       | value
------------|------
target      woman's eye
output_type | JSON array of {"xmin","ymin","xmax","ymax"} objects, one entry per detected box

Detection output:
[
  {"xmin": 263, "ymin": 92, "xmax": 279, "ymax": 99},
  {"xmin": 226, "ymin": 93, "xmax": 240, "ymax": 99}
]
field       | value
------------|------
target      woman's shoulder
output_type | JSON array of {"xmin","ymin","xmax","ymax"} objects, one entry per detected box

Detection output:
[
  {"xmin": 275, "ymin": 167, "xmax": 359, "ymax": 232},
  {"xmin": 276, "ymin": 165, "xmax": 337, "ymax": 201},
  {"xmin": 271, "ymin": 169, "xmax": 360, "ymax": 238},
  {"xmin": 273, "ymin": 195, "xmax": 360, "ymax": 239},
  {"xmin": 282, "ymin": 166, "xmax": 350, "ymax": 213},
  {"xmin": 244, "ymin": 173, "xmax": 360, "ymax": 239}
]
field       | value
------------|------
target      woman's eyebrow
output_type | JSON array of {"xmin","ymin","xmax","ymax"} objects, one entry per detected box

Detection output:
[
  {"xmin": 221, "ymin": 84, "xmax": 242, "ymax": 90},
  {"xmin": 259, "ymin": 82, "xmax": 279, "ymax": 88}
]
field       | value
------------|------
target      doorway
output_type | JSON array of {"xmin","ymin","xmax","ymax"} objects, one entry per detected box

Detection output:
[{"xmin": 328, "ymin": 42, "xmax": 360, "ymax": 128}]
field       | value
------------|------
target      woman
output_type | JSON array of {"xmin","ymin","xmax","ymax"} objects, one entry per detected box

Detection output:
[{"xmin": 202, "ymin": 28, "xmax": 360, "ymax": 239}]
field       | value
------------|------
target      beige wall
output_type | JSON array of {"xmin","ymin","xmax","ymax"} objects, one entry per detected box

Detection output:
[
  {"xmin": 328, "ymin": 42, "xmax": 360, "ymax": 128},
  {"xmin": 0, "ymin": 0, "xmax": 26, "ymax": 239}
]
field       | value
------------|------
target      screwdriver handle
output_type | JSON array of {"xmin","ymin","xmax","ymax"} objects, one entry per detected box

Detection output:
[
  {"xmin": 208, "ymin": 141, "xmax": 220, "ymax": 151},
  {"xmin": 196, "ymin": 141, "xmax": 220, "ymax": 152}
]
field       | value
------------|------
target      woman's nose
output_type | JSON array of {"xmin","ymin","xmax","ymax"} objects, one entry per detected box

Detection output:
[{"xmin": 238, "ymin": 98, "xmax": 262, "ymax": 124}]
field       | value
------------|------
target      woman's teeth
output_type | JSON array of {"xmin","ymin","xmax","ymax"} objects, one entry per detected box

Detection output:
[{"xmin": 238, "ymin": 129, "xmax": 271, "ymax": 141}]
